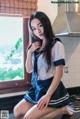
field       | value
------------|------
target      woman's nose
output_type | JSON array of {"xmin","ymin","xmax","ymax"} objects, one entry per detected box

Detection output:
[{"xmin": 37, "ymin": 28, "xmax": 41, "ymax": 33}]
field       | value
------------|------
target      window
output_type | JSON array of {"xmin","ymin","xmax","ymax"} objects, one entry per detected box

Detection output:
[
  {"xmin": 0, "ymin": 16, "xmax": 24, "ymax": 81},
  {"xmin": 0, "ymin": 16, "xmax": 31, "ymax": 93}
]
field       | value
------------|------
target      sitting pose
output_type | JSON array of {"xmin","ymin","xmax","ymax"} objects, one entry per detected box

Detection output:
[{"xmin": 14, "ymin": 11, "xmax": 74, "ymax": 119}]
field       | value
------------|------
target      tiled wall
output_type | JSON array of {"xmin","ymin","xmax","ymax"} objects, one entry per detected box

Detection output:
[{"xmin": 59, "ymin": 36, "xmax": 80, "ymax": 88}]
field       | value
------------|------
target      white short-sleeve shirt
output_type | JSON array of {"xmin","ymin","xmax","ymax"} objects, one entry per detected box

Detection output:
[{"xmin": 32, "ymin": 41, "xmax": 65, "ymax": 80}]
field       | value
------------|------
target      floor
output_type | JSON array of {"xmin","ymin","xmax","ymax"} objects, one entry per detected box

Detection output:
[{"xmin": 9, "ymin": 112, "xmax": 80, "ymax": 119}]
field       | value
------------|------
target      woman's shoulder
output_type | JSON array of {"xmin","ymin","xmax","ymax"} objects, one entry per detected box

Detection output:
[
  {"xmin": 51, "ymin": 38, "xmax": 65, "ymax": 55},
  {"xmin": 52, "ymin": 37, "xmax": 63, "ymax": 48},
  {"xmin": 55, "ymin": 37, "xmax": 62, "ymax": 42}
]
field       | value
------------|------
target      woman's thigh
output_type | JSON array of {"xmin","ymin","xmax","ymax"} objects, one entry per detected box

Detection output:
[
  {"xmin": 23, "ymin": 105, "xmax": 55, "ymax": 119},
  {"xmin": 14, "ymin": 99, "xmax": 34, "ymax": 117}
]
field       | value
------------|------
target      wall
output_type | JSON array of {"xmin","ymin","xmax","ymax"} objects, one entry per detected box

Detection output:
[
  {"xmin": 37, "ymin": 0, "xmax": 58, "ymax": 24},
  {"xmin": 37, "ymin": 1, "xmax": 80, "ymax": 88},
  {"xmin": 59, "ymin": 36, "xmax": 80, "ymax": 88}
]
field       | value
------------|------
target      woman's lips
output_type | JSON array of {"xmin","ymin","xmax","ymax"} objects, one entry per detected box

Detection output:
[{"xmin": 38, "ymin": 34, "xmax": 43, "ymax": 37}]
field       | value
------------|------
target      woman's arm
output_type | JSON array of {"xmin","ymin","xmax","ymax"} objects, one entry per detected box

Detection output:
[
  {"xmin": 46, "ymin": 65, "xmax": 64, "ymax": 97},
  {"xmin": 37, "ymin": 65, "xmax": 64, "ymax": 110},
  {"xmin": 37, "ymin": 41, "xmax": 65, "ymax": 110},
  {"xmin": 26, "ymin": 49, "xmax": 33, "ymax": 73},
  {"xmin": 26, "ymin": 41, "xmax": 41, "ymax": 73}
]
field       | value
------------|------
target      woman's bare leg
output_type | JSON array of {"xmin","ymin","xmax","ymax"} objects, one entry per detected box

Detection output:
[
  {"xmin": 39, "ymin": 106, "xmax": 74, "ymax": 119},
  {"xmin": 23, "ymin": 105, "xmax": 74, "ymax": 119},
  {"xmin": 13, "ymin": 99, "xmax": 34, "ymax": 118},
  {"xmin": 23, "ymin": 104, "xmax": 55, "ymax": 119}
]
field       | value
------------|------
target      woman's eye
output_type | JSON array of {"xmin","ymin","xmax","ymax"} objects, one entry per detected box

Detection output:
[{"xmin": 39, "ymin": 24, "xmax": 43, "ymax": 27}]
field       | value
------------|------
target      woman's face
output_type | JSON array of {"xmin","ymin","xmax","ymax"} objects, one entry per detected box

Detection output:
[{"xmin": 31, "ymin": 18, "xmax": 45, "ymax": 40}]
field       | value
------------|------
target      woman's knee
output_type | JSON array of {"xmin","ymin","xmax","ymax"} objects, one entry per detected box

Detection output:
[
  {"xmin": 13, "ymin": 99, "xmax": 34, "ymax": 118},
  {"xmin": 13, "ymin": 105, "xmax": 20, "ymax": 117}
]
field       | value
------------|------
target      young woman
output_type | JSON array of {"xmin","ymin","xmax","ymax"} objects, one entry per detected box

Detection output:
[{"xmin": 14, "ymin": 11, "xmax": 74, "ymax": 119}]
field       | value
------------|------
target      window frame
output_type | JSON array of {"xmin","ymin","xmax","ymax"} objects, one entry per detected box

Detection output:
[{"xmin": 0, "ymin": 17, "xmax": 31, "ymax": 94}]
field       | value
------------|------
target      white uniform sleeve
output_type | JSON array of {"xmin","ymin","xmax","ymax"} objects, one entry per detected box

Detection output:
[{"xmin": 52, "ymin": 41, "xmax": 65, "ymax": 66}]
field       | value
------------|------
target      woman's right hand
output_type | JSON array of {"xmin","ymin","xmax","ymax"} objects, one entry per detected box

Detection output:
[{"xmin": 29, "ymin": 41, "xmax": 41, "ymax": 53}]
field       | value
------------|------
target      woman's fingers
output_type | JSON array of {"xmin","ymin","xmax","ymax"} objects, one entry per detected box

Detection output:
[
  {"xmin": 32, "ymin": 41, "xmax": 41, "ymax": 51},
  {"xmin": 37, "ymin": 100, "xmax": 43, "ymax": 110},
  {"xmin": 37, "ymin": 100, "xmax": 48, "ymax": 110},
  {"xmin": 44, "ymin": 101, "xmax": 48, "ymax": 109}
]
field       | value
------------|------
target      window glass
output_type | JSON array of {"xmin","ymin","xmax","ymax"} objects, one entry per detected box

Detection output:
[{"xmin": 0, "ymin": 16, "xmax": 24, "ymax": 82}]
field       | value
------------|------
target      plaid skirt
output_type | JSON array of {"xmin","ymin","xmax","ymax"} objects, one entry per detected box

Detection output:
[{"xmin": 24, "ymin": 77, "xmax": 70, "ymax": 108}]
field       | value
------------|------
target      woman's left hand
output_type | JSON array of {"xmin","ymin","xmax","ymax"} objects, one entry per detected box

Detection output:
[{"xmin": 37, "ymin": 94, "xmax": 51, "ymax": 110}]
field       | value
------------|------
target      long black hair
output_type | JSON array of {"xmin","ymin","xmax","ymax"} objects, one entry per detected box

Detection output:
[{"xmin": 29, "ymin": 11, "xmax": 55, "ymax": 70}]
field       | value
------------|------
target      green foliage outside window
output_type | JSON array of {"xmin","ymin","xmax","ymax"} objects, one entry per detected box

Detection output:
[{"xmin": 0, "ymin": 37, "xmax": 24, "ymax": 82}]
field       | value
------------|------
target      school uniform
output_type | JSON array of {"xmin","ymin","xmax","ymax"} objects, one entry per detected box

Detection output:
[{"xmin": 24, "ymin": 39, "xmax": 70, "ymax": 108}]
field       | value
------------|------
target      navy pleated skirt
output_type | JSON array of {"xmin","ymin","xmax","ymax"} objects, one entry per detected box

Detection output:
[{"xmin": 24, "ymin": 77, "xmax": 70, "ymax": 108}]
